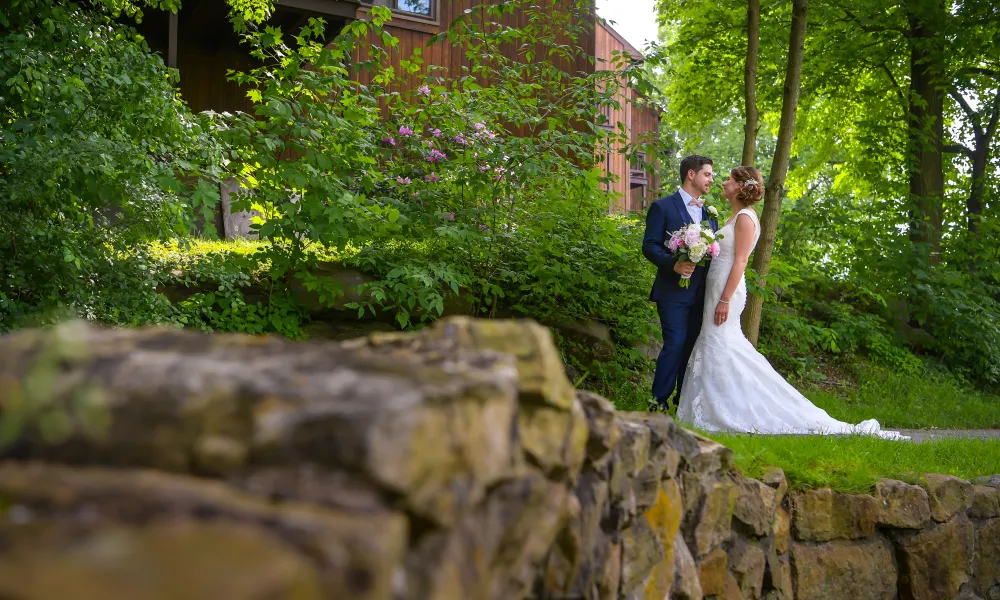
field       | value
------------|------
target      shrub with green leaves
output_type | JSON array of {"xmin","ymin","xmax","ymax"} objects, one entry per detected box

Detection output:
[
  {"xmin": 0, "ymin": 0, "xmax": 223, "ymax": 330},
  {"xmin": 221, "ymin": 1, "xmax": 657, "ymax": 343}
]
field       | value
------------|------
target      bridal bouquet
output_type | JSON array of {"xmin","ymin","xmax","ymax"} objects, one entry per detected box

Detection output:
[{"xmin": 666, "ymin": 223, "xmax": 722, "ymax": 288}]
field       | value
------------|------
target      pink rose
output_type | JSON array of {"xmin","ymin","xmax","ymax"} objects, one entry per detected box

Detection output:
[
  {"xmin": 684, "ymin": 228, "xmax": 701, "ymax": 246},
  {"xmin": 667, "ymin": 234, "xmax": 682, "ymax": 253},
  {"xmin": 708, "ymin": 242, "xmax": 721, "ymax": 258}
]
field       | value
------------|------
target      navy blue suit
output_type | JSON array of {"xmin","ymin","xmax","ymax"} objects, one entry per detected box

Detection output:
[{"xmin": 642, "ymin": 191, "xmax": 718, "ymax": 407}]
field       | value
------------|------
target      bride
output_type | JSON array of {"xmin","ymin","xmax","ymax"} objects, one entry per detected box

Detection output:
[{"xmin": 676, "ymin": 166, "xmax": 906, "ymax": 440}]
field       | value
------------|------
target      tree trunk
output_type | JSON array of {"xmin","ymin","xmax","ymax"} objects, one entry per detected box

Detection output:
[
  {"xmin": 906, "ymin": 0, "xmax": 946, "ymax": 264},
  {"xmin": 968, "ymin": 148, "xmax": 987, "ymax": 233},
  {"xmin": 742, "ymin": 0, "xmax": 761, "ymax": 166},
  {"xmin": 741, "ymin": 0, "xmax": 808, "ymax": 345}
]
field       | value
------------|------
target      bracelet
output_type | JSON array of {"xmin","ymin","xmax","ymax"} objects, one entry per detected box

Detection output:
[{"xmin": 719, "ymin": 299, "xmax": 730, "ymax": 304}]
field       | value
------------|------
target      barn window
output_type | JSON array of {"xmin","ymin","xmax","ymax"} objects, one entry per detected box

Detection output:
[{"xmin": 361, "ymin": 0, "xmax": 435, "ymax": 19}]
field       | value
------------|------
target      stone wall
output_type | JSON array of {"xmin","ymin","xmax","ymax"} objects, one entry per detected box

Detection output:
[{"xmin": 0, "ymin": 318, "xmax": 997, "ymax": 600}]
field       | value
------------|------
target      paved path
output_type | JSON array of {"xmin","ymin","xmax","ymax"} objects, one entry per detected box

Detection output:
[{"xmin": 897, "ymin": 429, "xmax": 1000, "ymax": 443}]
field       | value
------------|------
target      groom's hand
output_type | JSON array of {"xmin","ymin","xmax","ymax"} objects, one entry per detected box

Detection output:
[{"xmin": 673, "ymin": 261, "xmax": 696, "ymax": 277}]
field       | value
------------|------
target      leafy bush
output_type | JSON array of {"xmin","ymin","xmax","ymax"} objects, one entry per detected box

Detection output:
[
  {"xmin": 217, "ymin": 2, "xmax": 659, "ymax": 357},
  {"xmin": 0, "ymin": 0, "xmax": 222, "ymax": 330}
]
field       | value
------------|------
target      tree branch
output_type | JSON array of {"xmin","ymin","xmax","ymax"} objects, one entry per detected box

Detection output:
[
  {"xmin": 839, "ymin": 9, "xmax": 907, "ymax": 35},
  {"xmin": 965, "ymin": 67, "xmax": 999, "ymax": 80},
  {"xmin": 944, "ymin": 143, "xmax": 973, "ymax": 157},
  {"xmin": 950, "ymin": 89, "xmax": 985, "ymax": 140},
  {"xmin": 985, "ymin": 87, "xmax": 1000, "ymax": 143},
  {"xmin": 879, "ymin": 62, "xmax": 906, "ymax": 107}
]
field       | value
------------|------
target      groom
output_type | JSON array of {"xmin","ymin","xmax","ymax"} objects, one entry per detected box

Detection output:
[{"xmin": 642, "ymin": 155, "xmax": 718, "ymax": 410}]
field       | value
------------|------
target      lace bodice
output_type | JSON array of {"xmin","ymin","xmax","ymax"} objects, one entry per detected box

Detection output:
[{"xmin": 701, "ymin": 208, "xmax": 760, "ymax": 339}]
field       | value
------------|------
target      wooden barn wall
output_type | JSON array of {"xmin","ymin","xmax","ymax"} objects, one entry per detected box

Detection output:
[
  {"xmin": 595, "ymin": 21, "xmax": 661, "ymax": 214},
  {"xmin": 594, "ymin": 22, "xmax": 630, "ymax": 213},
  {"xmin": 351, "ymin": 0, "xmax": 597, "ymax": 138},
  {"xmin": 630, "ymin": 101, "xmax": 661, "ymax": 213}
]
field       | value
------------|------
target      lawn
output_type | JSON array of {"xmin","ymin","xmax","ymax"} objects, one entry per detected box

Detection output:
[
  {"xmin": 704, "ymin": 431, "xmax": 1000, "ymax": 492},
  {"xmin": 607, "ymin": 360, "xmax": 1000, "ymax": 492},
  {"xmin": 802, "ymin": 363, "xmax": 1000, "ymax": 430}
]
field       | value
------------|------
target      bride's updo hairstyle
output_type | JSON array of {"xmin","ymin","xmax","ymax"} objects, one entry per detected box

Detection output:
[{"xmin": 732, "ymin": 166, "xmax": 765, "ymax": 207}]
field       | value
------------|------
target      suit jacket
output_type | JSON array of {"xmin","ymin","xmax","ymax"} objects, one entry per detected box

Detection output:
[{"xmin": 642, "ymin": 191, "xmax": 719, "ymax": 302}]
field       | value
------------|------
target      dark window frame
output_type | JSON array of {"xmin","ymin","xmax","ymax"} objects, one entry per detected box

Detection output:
[
  {"xmin": 630, "ymin": 151, "xmax": 648, "ymax": 185},
  {"xmin": 360, "ymin": 0, "xmax": 437, "ymax": 20}
]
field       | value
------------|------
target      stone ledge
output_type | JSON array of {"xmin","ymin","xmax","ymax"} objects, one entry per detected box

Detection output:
[{"xmin": 0, "ymin": 318, "xmax": 998, "ymax": 600}]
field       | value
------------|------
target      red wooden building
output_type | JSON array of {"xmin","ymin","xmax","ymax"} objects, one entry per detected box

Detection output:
[{"xmin": 133, "ymin": 0, "xmax": 661, "ymax": 214}]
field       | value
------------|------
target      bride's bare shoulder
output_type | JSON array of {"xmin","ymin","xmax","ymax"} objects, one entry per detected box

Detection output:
[{"xmin": 734, "ymin": 210, "xmax": 757, "ymax": 230}]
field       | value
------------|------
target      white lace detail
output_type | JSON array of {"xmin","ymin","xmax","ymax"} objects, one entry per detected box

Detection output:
[{"xmin": 677, "ymin": 208, "xmax": 907, "ymax": 440}]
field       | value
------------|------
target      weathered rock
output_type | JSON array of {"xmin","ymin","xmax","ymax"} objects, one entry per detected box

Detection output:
[
  {"xmin": 354, "ymin": 318, "xmax": 589, "ymax": 482},
  {"xmin": 972, "ymin": 518, "xmax": 1000, "ymax": 597},
  {"xmin": 536, "ymin": 467, "xmax": 609, "ymax": 596},
  {"xmin": 577, "ymin": 390, "xmax": 621, "ymax": 467},
  {"xmin": 672, "ymin": 532, "xmax": 704, "ymax": 600},
  {"xmin": 633, "ymin": 462, "xmax": 665, "ymax": 512},
  {"xmin": 288, "ymin": 261, "xmax": 377, "ymax": 312},
  {"xmin": 620, "ymin": 515, "xmax": 665, "ymax": 597},
  {"xmin": 233, "ymin": 465, "xmax": 388, "ymax": 512},
  {"xmin": 411, "ymin": 318, "xmax": 578, "ymax": 410},
  {"xmin": 404, "ymin": 473, "xmax": 571, "ymax": 600},
  {"xmin": 969, "ymin": 484, "xmax": 1000, "ymax": 519},
  {"xmin": 790, "ymin": 535, "xmax": 897, "ymax": 600},
  {"xmin": 668, "ymin": 426, "xmax": 734, "ymax": 474},
  {"xmin": 0, "ymin": 520, "xmax": 327, "ymax": 600},
  {"xmin": 922, "ymin": 474, "xmax": 974, "ymax": 523},
  {"xmin": 875, "ymin": 479, "xmax": 931, "ymax": 529},
  {"xmin": 896, "ymin": 515, "xmax": 975, "ymax": 600},
  {"xmin": 734, "ymin": 475, "xmax": 779, "ymax": 537},
  {"xmin": 972, "ymin": 475, "xmax": 1000, "ymax": 488},
  {"xmin": 791, "ymin": 489, "xmax": 879, "ymax": 542},
  {"xmin": 0, "ymin": 462, "xmax": 408, "ymax": 600},
  {"xmin": 628, "ymin": 412, "xmax": 682, "ymax": 480},
  {"xmin": 773, "ymin": 507, "xmax": 791, "ymax": 554},
  {"xmin": 725, "ymin": 571, "xmax": 747, "ymax": 600},
  {"xmin": 764, "ymin": 545, "xmax": 793, "ymax": 600},
  {"xmin": 4, "ymin": 319, "xmax": 1000, "ymax": 600},
  {"xmin": 632, "ymin": 481, "xmax": 684, "ymax": 599},
  {"xmin": 697, "ymin": 547, "xmax": 728, "ymax": 598},
  {"xmin": 728, "ymin": 536, "xmax": 767, "ymax": 599},
  {"xmin": 0, "ymin": 320, "xmax": 528, "ymax": 529},
  {"xmin": 761, "ymin": 467, "xmax": 789, "ymax": 508},
  {"xmin": 597, "ymin": 542, "xmax": 623, "ymax": 600},
  {"xmin": 606, "ymin": 416, "xmax": 651, "ymax": 531},
  {"xmin": 518, "ymin": 399, "xmax": 589, "ymax": 482},
  {"xmin": 954, "ymin": 587, "xmax": 986, "ymax": 600},
  {"xmin": 683, "ymin": 472, "xmax": 738, "ymax": 557},
  {"xmin": 615, "ymin": 417, "xmax": 652, "ymax": 478}
]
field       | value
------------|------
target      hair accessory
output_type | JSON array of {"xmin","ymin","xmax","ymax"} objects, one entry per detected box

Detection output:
[{"xmin": 742, "ymin": 179, "xmax": 760, "ymax": 188}]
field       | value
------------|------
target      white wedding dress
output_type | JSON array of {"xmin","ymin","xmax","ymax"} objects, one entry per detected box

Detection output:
[{"xmin": 677, "ymin": 208, "xmax": 907, "ymax": 440}]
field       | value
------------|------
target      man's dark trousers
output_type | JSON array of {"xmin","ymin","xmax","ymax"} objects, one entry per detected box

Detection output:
[{"xmin": 641, "ymin": 191, "xmax": 716, "ymax": 408}]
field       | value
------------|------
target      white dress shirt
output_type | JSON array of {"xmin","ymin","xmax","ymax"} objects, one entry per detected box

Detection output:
[{"xmin": 678, "ymin": 188, "xmax": 704, "ymax": 224}]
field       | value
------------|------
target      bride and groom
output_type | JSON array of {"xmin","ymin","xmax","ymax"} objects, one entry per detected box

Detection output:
[{"xmin": 643, "ymin": 155, "xmax": 904, "ymax": 440}]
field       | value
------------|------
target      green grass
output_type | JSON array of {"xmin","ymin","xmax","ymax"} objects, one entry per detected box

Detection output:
[
  {"xmin": 801, "ymin": 363, "xmax": 1000, "ymax": 430},
  {"xmin": 606, "ymin": 358, "xmax": 1000, "ymax": 492},
  {"xmin": 704, "ymin": 431, "xmax": 1000, "ymax": 492}
]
